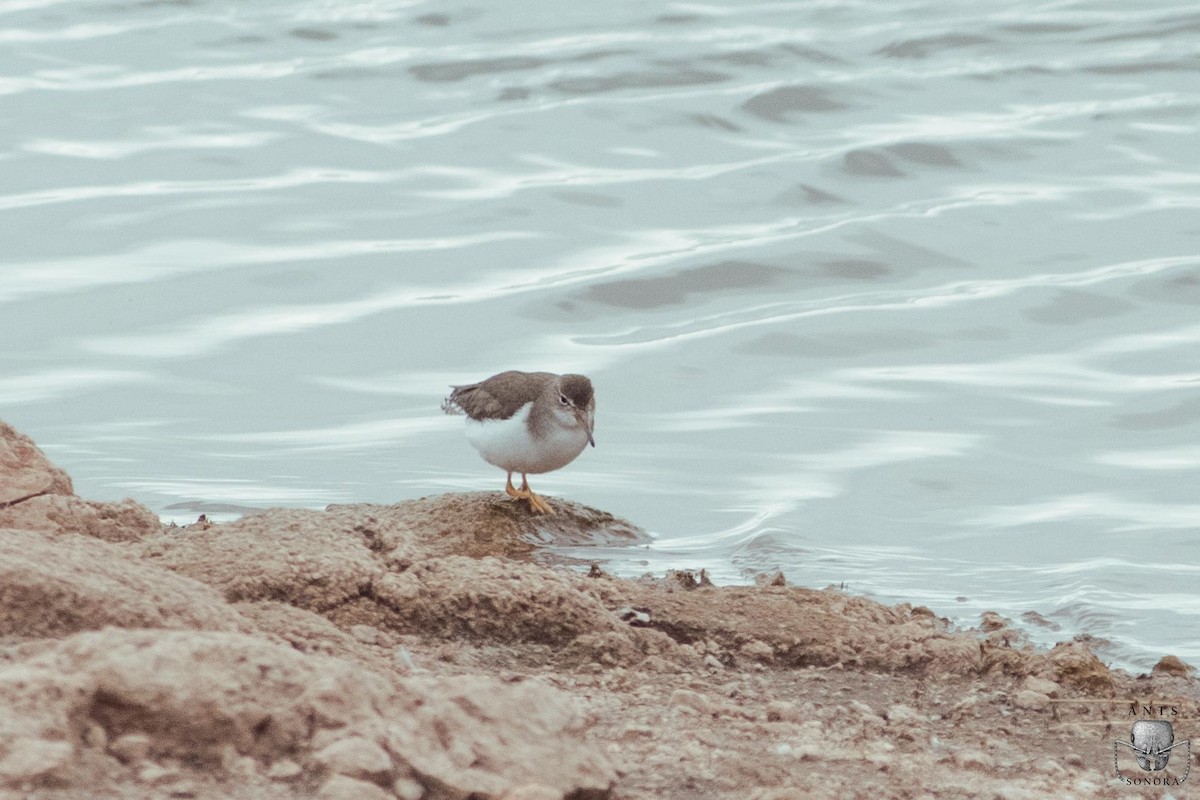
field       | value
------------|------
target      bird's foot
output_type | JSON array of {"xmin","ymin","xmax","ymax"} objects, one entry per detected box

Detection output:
[
  {"xmin": 504, "ymin": 474, "xmax": 519, "ymax": 498},
  {"xmin": 507, "ymin": 485, "xmax": 555, "ymax": 514},
  {"xmin": 525, "ymin": 491, "xmax": 555, "ymax": 515}
]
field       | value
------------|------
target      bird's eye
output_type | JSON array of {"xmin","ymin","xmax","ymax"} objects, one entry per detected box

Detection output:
[{"xmin": 559, "ymin": 394, "xmax": 570, "ymax": 406}]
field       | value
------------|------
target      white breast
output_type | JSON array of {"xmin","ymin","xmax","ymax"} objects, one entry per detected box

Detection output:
[{"xmin": 465, "ymin": 402, "xmax": 590, "ymax": 474}]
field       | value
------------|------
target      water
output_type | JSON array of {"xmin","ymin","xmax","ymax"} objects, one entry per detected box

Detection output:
[{"xmin": 2, "ymin": 0, "xmax": 1198, "ymax": 672}]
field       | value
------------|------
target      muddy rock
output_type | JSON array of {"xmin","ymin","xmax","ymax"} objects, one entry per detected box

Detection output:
[
  {"xmin": 1152, "ymin": 654, "xmax": 1194, "ymax": 677},
  {"xmin": 138, "ymin": 508, "xmax": 384, "ymax": 611},
  {"xmin": 1045, "ymin": 641, "xmax": 1115, "ymax": 693},
  {"xmin": 233, "ymin": 600, "xmax": 389, "ymax": 672},
  {"xmin": 0, "ymin": 629, "xmax": 615, "ymax": 797},
  {"xmin": 1012, "ymin": 689, "xmax": 1051, "ymax": 711},
  {"xmin": 0, "ymin": 528, "xmax": 251, "ymax": 638},
  {"xmin": 0, "ymin": 421, "xmax": 72, "ymax": 506},
  {"xmin": 610, "ymin": 582, "xmax": 986, "ymax": 675},
  {"xmin": 326, "ymin": 493, "xmax": 650, "ymax": 565},
  {"xmin": 0, "ymin": 418, "xmax": 1196, "ymax": 800},
  {"xmin": 366, "ymin": 555, "xmax": 627, "ymax": 645},
  {"xmin": 0, "ymin": 494, "xmax": 161, "ymax": 542}
]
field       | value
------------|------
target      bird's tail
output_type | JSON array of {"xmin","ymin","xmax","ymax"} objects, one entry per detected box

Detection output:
[{"xmin": 440, "ymin": 384, "xmax": 473, "ymax": 416}]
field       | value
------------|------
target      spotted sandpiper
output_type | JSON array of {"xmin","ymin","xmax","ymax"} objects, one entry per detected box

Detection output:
[{"xmin": 442, "ymin": 370, "xmax": 595, "ymax": 514}]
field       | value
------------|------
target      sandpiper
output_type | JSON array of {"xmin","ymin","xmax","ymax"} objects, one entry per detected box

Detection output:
[{"xmin": 442, "ymin": 370, "xmax": 596, "ymax": 514}]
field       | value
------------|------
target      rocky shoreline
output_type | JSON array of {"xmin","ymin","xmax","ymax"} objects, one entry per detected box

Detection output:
[{"xmin": 0, "ymin": 419, "xmax": 1196, "ymax": 799}]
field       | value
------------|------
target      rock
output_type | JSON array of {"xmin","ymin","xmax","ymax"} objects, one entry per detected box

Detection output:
[
  {"xmin": 979, "ymin": 611, "xmax": 1011, "ymax": 632},
  {"xmin": 167, "ymin": 779, "xmax": 198, "ymax": 797},
  {"xmin": 369, "ymin": 556, "xmax": 627, "ymax": 645},
  {"xmin": 885, "ymin": 704, "xmax": 924, "ymax": 725},
  {"xmin": 392, "ymin": 775, "xmax": 424, "ymax": 800},
  {"xmin": 227, "ymin": 755, "xmax": 258, "ymax": 778},
  {"xmin": 1047, "ymin": 641, "xmax": 1114, "ymax": 693},
  {"xmin": 0, "ymin": 737, "xmax": 72, "ymax": 782},
  {"xmin": 266, "ymin": 759, "xmax": 303, "ymax": 780},
  {"xmin": 0, "ymin": 494, "xmax": 160, "ymax": 542},
  {"xmin": 739, "ymin": 640, "xmax": 775, "ymax": 663},
  {"xmin": 388, "ymin": 675, "xmax": 615, "ymax": 799},
  {"xmin": 765, "ymin": 701, "xmax": 803, "ymax": 723},
  {"xmin": 109, "ymin": 733, "xmax": 152, "ymax": 764},
  {"xmin": 848, "ymin": 700, "xmax": 878, "ymax": 718},
  {"xmin": 350, "ymin": 625, "xmax": 381, "ymax": 645},
  {"xmin": 953, "ymin": 749, "xmax": 994, "ymax": 770},
  {"xmin": 616, "ymin": 606, "xmax": 651, "ymax": 626},
  {"xmin": 0, "ymin": 528, "xmax": 250, "ymax": 638},
  {"xmin": 138, "ymin": 763, "xmax": 181, "ymax": 785},
  {"xmin": 0, "ymin": 628, "xmax": 614, "ymax": 798},
  {"xmin": 669, "ymin": 689, "xmax": 712, "ymax": 715},
  {"xmin": 233, "ymin": 601, "xmax": 384, "ymax": 671},
  {"xmin": 0, "ymin": 420, "xmax": 72, "ymax": 506},
  {"xmin": 138, "ymin": 509, "xmax": 383, "ymax": 611},
  {"xmin": 317, "ymin": 775, "xmax": 392, "ymax": 800},
  {"xmin": 1022, "ymin": 677, "xmax": 1060, "ymax": 696},
  {"xmin": 500, "ymin": 785, "xmax": 562, "ymax": 800},
  {"xmin": 313, "ymin": 737, "xmax": 392, "ymax": 780},
  {"xmin": 611, "ymin": 581, "xmax": 983, "ymax": 675},
  {"xmin": 81, "ymin": 722, "xmax": 107, "ymax": 750},
  {"xmin": 1012, "ymin": 690, "xmax": 1050, "ymax": 711},
  {"xmin": 1152, "ymin": 655, "xmax": 1194, "ymax": 677},
  {"xmin": 1038, "ymin": 759, "xmax": 1066, "ymax": 775},
  {"xmin": 749, "ymin": 790, "xmax": 806, "ymax": 800},
  {"xmin": 326, "ymin": 494, "xmax": 648, "ymax": 566},
  {"xmin": 0, "ymin": 419, "xmax": 1194, "ymax": 800}
]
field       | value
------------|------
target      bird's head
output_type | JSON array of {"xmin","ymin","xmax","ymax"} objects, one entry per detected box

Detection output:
[{"xmin": 556, "ymin": 374, "xmax": 596, "ymax": 446}]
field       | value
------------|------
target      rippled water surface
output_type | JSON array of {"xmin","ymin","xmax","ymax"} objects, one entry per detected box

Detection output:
[{"xmin": 3, "ymin": 0, "xmax": 1199, "ymax": 670}]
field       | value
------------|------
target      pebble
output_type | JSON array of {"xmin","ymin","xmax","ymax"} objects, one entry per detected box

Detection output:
[
  {"xmin": 393, "ymin": 776, "xmax": 425, "ymax": 800},
  {"xmin": 267, "ymin": 759, "xmax": 303, "ymax": 780},
  {"xmin": 167, "ymin": 780, "xmax": 198, "ymax": 798},
  {"xmin": 350, "ymin": 625, "xmax": 380, "ymax": 645},
  {"xmin": 1038, "ymin": 758, "xmax": 1066, "ymax": 775},
  {"xmin": 619, "ymin": 724, "xmax": 655, "ymax": 741},
  {"xmin": 886, "ymin": 703, "xmax": 924, "ymax": 725},
  {"xmin": 138, "ymin": 763, "xmax": 180, "ymax": 785},
  {"xmin": 765, "ymin": 700, "xmax": 803, "ymax": 723},
  {"xmin": 229, "ymin": 755, "xmax": 258, "ymax": 778},
  {"xmin": 669, "ymin": 688, "xmax": 712, "ymax": 715},
  {"xmin": 1013, "ymin": 690, "xmax": 1051, "ymax": 711},
  {"xmin": 1022, "ymin": 676, "xmax": 1060, "ymax": 696},
  {"xmin": 953, "ymin": 749, "xmax": 995, "ymax": 770},
  {"xmin": 318, "ymin": 775, "xmax": 392, "ymax": 800},
  {"xmin": 848, "ymin": 700, "xmax": 876, "ymax": 717},
  {"xmin": 0, "ymin": 738, "xmax": 73, "ymax": 781},
  {"xmin": 109, "ymin": 733, "xmax": 152, "ymax": 765},
  {"xmin": 499, "ymin": 785, "xmax": 561, "ymax": 800},
  {"xmin": 314, "ymin": 736, "xmax": 393, "ymax": 779},
  {"xmin": 81, "ymin": 723, "xmax": 108, "ymax": 750},
  {"xmin": 740, "ymin": 639, "xmax": 774, "ymax": 662}
]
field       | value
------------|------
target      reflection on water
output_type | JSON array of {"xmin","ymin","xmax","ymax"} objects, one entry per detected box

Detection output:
[{"xmin": 3, "ymin": 0, "xmax": 1199, "ymax": 671}]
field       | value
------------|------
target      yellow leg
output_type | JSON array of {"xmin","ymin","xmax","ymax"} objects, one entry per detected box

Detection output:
[
  {"xmin": 515, "ymin": 473, "xmax": 555, "ymax": 515},
  {"xmin": 504, "ymin": 472, "xmax": 519, "ymax": 498}
]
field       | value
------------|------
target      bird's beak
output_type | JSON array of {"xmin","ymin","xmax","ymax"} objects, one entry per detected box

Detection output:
[{"xmin": 576, "ymin": 407, "xmax": 595, "ymax": 447}]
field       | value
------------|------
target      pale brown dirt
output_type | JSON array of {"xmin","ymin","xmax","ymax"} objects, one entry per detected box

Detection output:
[{"xmin": 0, "ymin": 419, "xmax": 1196, "ymax": 800}]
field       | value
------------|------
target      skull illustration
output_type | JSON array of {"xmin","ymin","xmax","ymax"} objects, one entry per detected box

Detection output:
[{"xmin": 1130, "ymin": 720, "xmax": 1174, "ymax": 771}]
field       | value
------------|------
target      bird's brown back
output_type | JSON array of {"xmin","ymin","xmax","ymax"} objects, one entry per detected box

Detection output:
[{"xmin": 442, "ymin": 371, "xmax": 556, "ymax": 421}]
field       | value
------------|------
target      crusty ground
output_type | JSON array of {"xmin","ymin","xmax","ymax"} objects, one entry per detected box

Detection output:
[{"xmin": 0, "ymin": 426, "xmax": 1195, "ymax": 800}]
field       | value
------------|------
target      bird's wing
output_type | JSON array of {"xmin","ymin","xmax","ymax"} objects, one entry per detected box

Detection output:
[{"xmin": 441, "ymin": 371, "xmax": 546, "ymax": 420}]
